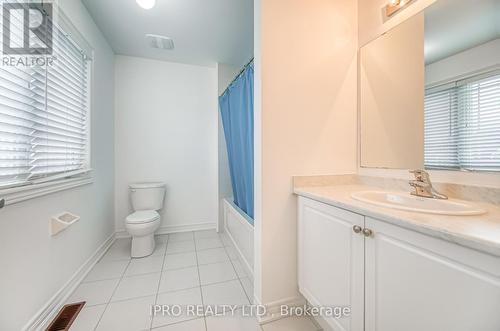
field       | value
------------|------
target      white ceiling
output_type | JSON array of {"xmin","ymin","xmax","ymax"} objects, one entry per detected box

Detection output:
[
  {"xmin": 82, "ymin": 0, "xmax": 253, "ymax": 67},
  {"xmin": 425, "ymin": 0, "xmax": 500, "ymax": 64}
]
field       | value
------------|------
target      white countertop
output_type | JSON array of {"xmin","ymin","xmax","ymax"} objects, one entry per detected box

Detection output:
[{"xmin": 294, "ymin": 184, "xmax": 500, "ymax": 257}]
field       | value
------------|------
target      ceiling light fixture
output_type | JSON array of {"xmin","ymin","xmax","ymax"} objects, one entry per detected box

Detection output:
[{"xmin": 136, "ymin": 0, "xmax": 156, "ymax": 10}]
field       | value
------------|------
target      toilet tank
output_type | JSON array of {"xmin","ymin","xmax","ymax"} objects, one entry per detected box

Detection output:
[{"xmin": 129, "ymin": 182, "xmax": 166, "ymax": 211}]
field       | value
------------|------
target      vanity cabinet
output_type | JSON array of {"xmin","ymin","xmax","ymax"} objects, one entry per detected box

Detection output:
[
  {"xmin": 297, "ymin": 196, "xmax": 500, "ymax": 331},
  {"xmin": 298, "ymin": 197, "xmax": 365, "ymax": 331}
]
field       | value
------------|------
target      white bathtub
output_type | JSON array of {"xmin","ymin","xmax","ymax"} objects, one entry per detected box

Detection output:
[{"xmin": 222, "ymin": 198, "xmax": 254, "ymax": 278}]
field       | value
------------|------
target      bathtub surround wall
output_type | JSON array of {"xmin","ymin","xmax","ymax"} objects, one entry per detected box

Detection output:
[
  {"xmin": 0, "ymin": 0, "xmax": 115, "ymax": 329},
  {"xmin": 114, "ymin": 56, "xmax": 218, "ymax": 234},
  {"xmin": 254, "ymin": 0, "xmax": 358, "ymax": 319}
]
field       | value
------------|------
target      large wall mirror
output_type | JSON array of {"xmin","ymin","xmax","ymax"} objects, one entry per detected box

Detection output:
[{"xmin": 360, "ymin": 0, "xmax": 500, "ymax": 171}]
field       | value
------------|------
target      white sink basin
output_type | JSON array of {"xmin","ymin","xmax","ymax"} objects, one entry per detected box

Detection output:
[{"xmin": 351, "ymin": 191, "xmax": 486, "ymax": 216}]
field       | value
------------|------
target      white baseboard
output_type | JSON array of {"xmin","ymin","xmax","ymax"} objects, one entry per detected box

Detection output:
[
  {"xmin": 255, "ymin": 295, "xmax": 306, "ymax": 324},
  {"xmin": 23, "ymin": 233, "xmax": 116, "ymax": 331},
  {"xmin": 115, "ymin": 222, "xmax": 217, "ymax": 238},
  {"xmin": 115, "ymin": 230, "xmax": 130, "ymax": 238},
  {"xmin": 300, "ymin": 287, "xmax": 340, "ymax": 331},
  {"xmin": 312, "ymin": 314, "xmax": 335, "ymax": 331}
]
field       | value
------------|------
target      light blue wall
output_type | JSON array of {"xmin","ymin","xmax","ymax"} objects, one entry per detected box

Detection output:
[{"xmin": 0, "ymin": 1, "xmax": 115, "ymax": 329}]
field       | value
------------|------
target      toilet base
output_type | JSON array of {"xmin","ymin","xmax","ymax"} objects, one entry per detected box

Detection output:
[
  {"xmin": 131, "ymin": 234, "xmax": 155, "ymax": 258},
  {"xmin": 125, "ymin": 216, "xmax": 160, "ymax": 258}
]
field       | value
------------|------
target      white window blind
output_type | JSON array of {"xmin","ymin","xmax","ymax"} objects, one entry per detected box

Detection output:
[
  {"xmin": 425, "ymin": 71, "xmax": 500, "ymax": 171},
  {"xmin": 0, "ymin": 9, "xmax": 91, "ymax": 189}
]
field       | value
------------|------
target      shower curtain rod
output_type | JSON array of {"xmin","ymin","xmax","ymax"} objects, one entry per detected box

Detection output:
[{"xmin": 221, "ymin": 57, "xmax": 254, "ymax": 96}]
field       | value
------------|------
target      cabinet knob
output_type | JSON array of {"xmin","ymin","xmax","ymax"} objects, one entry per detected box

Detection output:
[
  {"xmin": 353, "ymin": 225, "xmax": 362, "ymax": 234},
  {"xmin": 363, "ymin": 228, "xmax": 373, "ymax": 237}
]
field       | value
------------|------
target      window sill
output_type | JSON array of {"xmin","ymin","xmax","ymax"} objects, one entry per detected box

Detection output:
[{"xmin": 0, "ymin": 176, "xmax": 93, "ymax": 207}]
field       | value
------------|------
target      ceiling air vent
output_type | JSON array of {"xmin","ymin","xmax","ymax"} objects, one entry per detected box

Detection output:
[
  {"xmin": 146, "ymin": 34, "xmax": 175, "ymax": 50},
  {"xmin": 46, "ymin": 302, "xmax": 85, "ymax": 331}
]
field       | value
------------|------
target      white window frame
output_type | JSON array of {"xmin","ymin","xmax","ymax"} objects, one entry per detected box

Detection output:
[{"xmin": 0, "ymin": 6, "xmax": 94, "ymax": 206}]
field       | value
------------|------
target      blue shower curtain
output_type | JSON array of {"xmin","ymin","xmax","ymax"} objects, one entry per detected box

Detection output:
[{"xmin": 219, "ymin": 62, "xmax": 254, "ymax": 220}]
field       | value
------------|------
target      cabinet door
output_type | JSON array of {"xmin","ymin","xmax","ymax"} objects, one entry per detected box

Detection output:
[
  {"xmin": 365, "ymin": 217, "xmax": 500, "ymax": 331},
  {"xmin": 298, "ymin": 197, "xmax": 364, "ymax": 331}
]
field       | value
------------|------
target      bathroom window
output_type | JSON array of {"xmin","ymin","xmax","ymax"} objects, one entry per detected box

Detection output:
[
  {"xmin": 424, "ymin": 70, "xmax": 500, "ymax": 172},
  {"xmin": 0, "ymin": 11, "xmax": 92, "ymax": 190}
]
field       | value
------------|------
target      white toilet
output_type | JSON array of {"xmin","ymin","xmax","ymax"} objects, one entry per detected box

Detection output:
[{"xmin": 125, "ymin": 182, "xmax": 166, "ymax": 258}]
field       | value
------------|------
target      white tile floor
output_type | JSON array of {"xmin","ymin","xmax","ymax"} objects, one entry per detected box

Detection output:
[{"xmin": 68, "ymin": 230, "xmax": 321, "ymax": 331}]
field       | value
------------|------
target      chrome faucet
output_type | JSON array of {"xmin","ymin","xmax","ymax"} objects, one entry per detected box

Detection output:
[{"xmin": 409, "ymin": 169, "xmax": 448, "ymax": 200}]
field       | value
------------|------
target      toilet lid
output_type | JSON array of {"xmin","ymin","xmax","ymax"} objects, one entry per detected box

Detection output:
[{"xmin": 126, "ymin": 210, "xmax": 160, "ymax": 224}]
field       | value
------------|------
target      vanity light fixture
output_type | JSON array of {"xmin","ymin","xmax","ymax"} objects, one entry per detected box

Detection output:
[
  {"xmin": 386, "ymin": 0, "xmax": 414, "ymax": 17},
  {"xmin": 136, "ymin": 0, "xmax": 156, "ymax": 10}
]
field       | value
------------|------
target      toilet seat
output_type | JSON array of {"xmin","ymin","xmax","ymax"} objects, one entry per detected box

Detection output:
[{"xmin": 126, "ymin": 210, "xmax": 160, "ymax": 224}]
